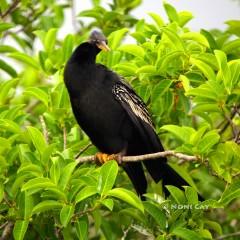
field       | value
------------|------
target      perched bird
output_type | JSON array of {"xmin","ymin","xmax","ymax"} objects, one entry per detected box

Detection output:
[{"xmin": 64, "ymin": 30, "xmax": 188, "ymax": 199}]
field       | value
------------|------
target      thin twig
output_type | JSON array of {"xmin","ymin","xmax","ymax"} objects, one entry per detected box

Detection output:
[
  {"xmin": 0, "ymin": 222, "xmax": 8, "ymax": 230},
  {"xmin": 215, "ymin": 231, "xmax": 240, "ymax": 240},
  {"xmin": 75, "ymin": 143, "xmax": 93, "ymax": 159},
  {"xmin": 0, "ymin": 221, "xmax": 13, "ymax": 240},
  {"xmin": 76, "ymin": 150, "xmax": 199, "ymax": 164},
  {"xmin": 39, "ymin": 115, "xmax": 49, "ymax": 144},
  {"xmin": 219, "ymin": 105, "xmax": 239, "ymax": 136},
  {"xmin": 1, "ymin": 0, "xmax": 21, "ymax": 19}
]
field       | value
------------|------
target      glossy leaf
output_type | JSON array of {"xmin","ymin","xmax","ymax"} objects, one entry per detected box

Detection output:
[
  {"xmin": 118, "ymin": 44, "xmax": 145, "ymax": 58},
  {"xmin": 75, "ymin": 186, "xmax": 98, "ymax": 203},
  {"xmin": 143, "ymin": 202, "xmax": 166, "ymax": 229},
  {"xmin": 76, "ymin": 216, "xmax": 88, "ymax": 240},
  {"xmin": 60, "ymin": 205, "xmax": 75, "ymax": 227},
  {"xmin": 13, "ymin": 220, "xmax": 29, "ymax": 240},
  {"xmin": 24, "ymin": 87, "xmax": 49, "ymax": 107},
  {"xmin": 8, "ymin": 52, "xmax": 40, "ymax": 69},
  {"xmin": 107, "ymin": 188, "xmax": 144, "ymax": 212},
  {"xmin": 32, "ymin": 200, "xmax": 63, "ymax": 214},
  {"xmin": 98, "ymin": 160, "xmax": 118, "ymax": 195},
  {"xmin": 27, "ymin": 126, "xmax": 47, "ymax": 154},
  {"xmin": 172, "ymin": 227, "xmax": 202, "ymax": 240}
]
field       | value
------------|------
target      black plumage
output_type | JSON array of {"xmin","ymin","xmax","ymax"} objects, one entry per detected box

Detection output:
[{"xmin": 64, "ymin": 30, "xmax": 188, "ymax": 198}]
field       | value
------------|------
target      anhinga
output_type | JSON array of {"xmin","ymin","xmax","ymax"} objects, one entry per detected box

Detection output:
[{"xmin": 64, "ymin": 30, "xmax": 188, "ymax": 198}]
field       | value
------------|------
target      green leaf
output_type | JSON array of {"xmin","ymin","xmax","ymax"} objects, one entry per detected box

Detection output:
[
  {"xmin": 32, "ymin": 200, "xmax": 63, "ymax": 214},
  {"xmin": 220, "ymin": 180, "xmax": 240, "ymax": 204},
  {"xmin": 204, "ymin": 220, "xmax": 222, "ymax": 235},
  {"xmin": 184, "ymin": 186, "xmax": 198, "ymax": 204},
  {"xmin": 178, "ymin": 11, "xmax": 193, "ymax": 27},
  {"xmin": 118, "ymin": 44, "xmax": 145, "ymax": 58},
  {"xmin": 60, "ymin": 205, "xmax": 75, "ymax": 227},
  {"xmin": 0, "ymin": 22, "xmax": 13, "ymax": 33},
  {"xmin": 107, "ymin": 188, "xmax": 144, "ymax": 212},
  {"xmin": 161, "ymin": 28, "xmax": 185, "ymax": 51},
  {"xmin": 8, "ymin": 52, "xmax": 40, "ymax": 69},
  {"xmin": 157, "ymin": 51, "xmax": 185, "ymax": 71},
  {"xmin": 62, "ymin": 34, "xmax": 74, "ymax": 61},
  {"xmin": 76, "ymin": 216, "xmax": 88, "ymax": 240},
  {"xmin": 143, "ymin": 202, "xmax": 166, "ymax": 229},
  {"xmin": 0, "ymin": 45, "xmax": 17, "ymax": 53},
  {"xmin": 22, "ymin": 177, "xmax": 55, "ymax": 192},
  {"xmin": 19, "ymin": 192, "xmax": 34, "ymax": 219},
  {"xmin": 24, "ymin": 87, "xmax": 49, "ymax": 107},
  {"xmin": 98, "ymin": 160, "xmax": 118, "ymax": 195},
  {"xmin": 190, "ymin": 125, "xmax": 209, "ymax": 146},
  {"xmin": 136, "ymin": 65, "xmax": 156, "ymax": 74},
  {"xmin": 181, "ymin": 32, "xmax": 209, "ymax": 48},
  {"xmin": 13, "ymin": 220, "xmax": 29, "ymax": 240},
  {"xmin": 148, "ymin": 12, "xmax": 164, "ymax": 28},
  {"xmin": 222, "ymin": 39, "xmax": 240, "ymax": 54},
  {"xmin": 44, "ymin": 28, "xmax": 57, "ymax": 52},
  {"xmin": 172, "ymin": 227, "xmax": 203, "ymax": 240},
  {"xmin": 163, "ymin": 3, "xmax": 179, "ymax": 23},
  {"xmin": 75, "ymin": 186, "xmax": 98, "ymax": 203},
  {"xmin": 190, "ymin": 57, "xmax": 216, "ymax": 81},
  {"xmin": 0, "ymin": 119, "xmax": 21, "ymax": 134},
  {"xmin": 161, "ymin": 125, "xmax": 195, "ymax": 143},
  {"xmin": 108, "ymin": 28, "xmax": 129, "ymax": 50},
  {"xmin": 50, "ymin": 158, "xmax": 61, "ymax": 184},
  {"xmin": 200, "ymin": 29, "xmax": 218, "ymax": 50},
  {"xmin": 214, "ymin": 50, "xmax": 232, "ymax": 92},
  {"xmin": 198, "ymin": 130, "xmax": 220, "ymax": 153},
  {"xmin": 114, "ymin": 62, "xmax": 137, "ymax": 76},
  {"xmin": 59, "ymin": 162, "xmax": 78, "ymax": 190},
  {"xmin": 228, "ymin": 60, "xmax": 240, "ymax": 87},
  {"xmin": 27, "ymin": 126, "xmax": 47, "ymax": 154},
  {"xmin": 166, "ymin": 186, "xmax": 186, "ymax": 204},
  {"xmin": 17, "ymin": 164, "xmax": 42, "ymax": 177},
  {"xmin": 0, "ymin": 58, "xmax": 17, "ymax": 77},
  {"xmin": 0, "ymin": 78, "xmax": 18, "ymax": 104},
  {"xmin": 100, "ymin": 198, "xmax": 114, "ymax": 211},
  {"xmin": 152, "ymin": 80, "xmax": 172, "ymax": 101},
  {"xmin": 186, "ymin": 83, "xmax": 219, "ymax": 101}
]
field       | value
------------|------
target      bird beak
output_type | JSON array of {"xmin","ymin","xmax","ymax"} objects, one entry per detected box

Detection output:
[{"xmin": 97, "ymin": 41, "xmax": 110, "ymax": 51}]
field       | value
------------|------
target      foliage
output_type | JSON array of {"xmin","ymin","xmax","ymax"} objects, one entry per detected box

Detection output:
[{"xmin": 0, "ymin": 0, "xmax": 240, "ymax": 239}]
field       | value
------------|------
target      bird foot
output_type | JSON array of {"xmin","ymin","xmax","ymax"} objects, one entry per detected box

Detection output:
[{"xmin": 95, "ymin": 152, "xmax": 122, "ymax": 165}]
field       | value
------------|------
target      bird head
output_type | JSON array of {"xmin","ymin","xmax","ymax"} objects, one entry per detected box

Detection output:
[{"xmin": 88, "ymin": 30, "xmax": 110, "ymax": 52}]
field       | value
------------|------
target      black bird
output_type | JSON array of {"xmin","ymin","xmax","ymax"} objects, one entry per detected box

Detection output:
[{"xmin": 64, "ymin": 30, "xmax": 188, "ymax": 198}]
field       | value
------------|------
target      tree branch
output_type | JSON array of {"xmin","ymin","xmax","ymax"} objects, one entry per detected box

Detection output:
[
  {"xmin": 1, "ymin": 0, "xmax": 21, "ymax": 19},
  {"xmin": 76, "ymin": 150, "xmax": 199, "ymax": 164},
  {"xmin": 215, "ymin": 231, "xmax": 240, "ymax": 240}
]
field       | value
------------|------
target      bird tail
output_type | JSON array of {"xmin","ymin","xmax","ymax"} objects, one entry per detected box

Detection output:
[
  {"xmin": 143, "ymin": 159, "xmax": 188, "ymax": 196},
  {"xmin": 123, "ymin": 162, "xmax": 147, "ymax": 200}
]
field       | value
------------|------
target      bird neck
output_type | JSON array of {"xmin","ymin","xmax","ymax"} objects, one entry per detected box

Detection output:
[{"xmin": 70, "ymin": 42, "xmax": 100, "ymax": 64}]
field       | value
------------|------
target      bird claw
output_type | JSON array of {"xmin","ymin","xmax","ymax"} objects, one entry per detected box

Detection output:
[{"xmin": 95, "ymin": 152, "xmax": 122, "ymax": 165}]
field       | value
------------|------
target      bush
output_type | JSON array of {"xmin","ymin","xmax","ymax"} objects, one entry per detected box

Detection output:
[{"xmin": 0, "ymin": 0, "xmax": 240, "ymax": 239}]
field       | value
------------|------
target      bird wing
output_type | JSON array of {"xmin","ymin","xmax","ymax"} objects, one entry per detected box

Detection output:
[{"xmin": 112, "ymin": 82, "xmax": 154, "ymax": 130}]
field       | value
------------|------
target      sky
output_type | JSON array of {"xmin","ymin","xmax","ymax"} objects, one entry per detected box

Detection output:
[{"xmin": 71, "ymin": 0, "xmax": 240, "ymax": 31}]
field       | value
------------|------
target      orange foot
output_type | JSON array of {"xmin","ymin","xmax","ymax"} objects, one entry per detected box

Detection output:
[{"xmin": 95, "ymin": 152, "xmax": 122, "ymax": 165}]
